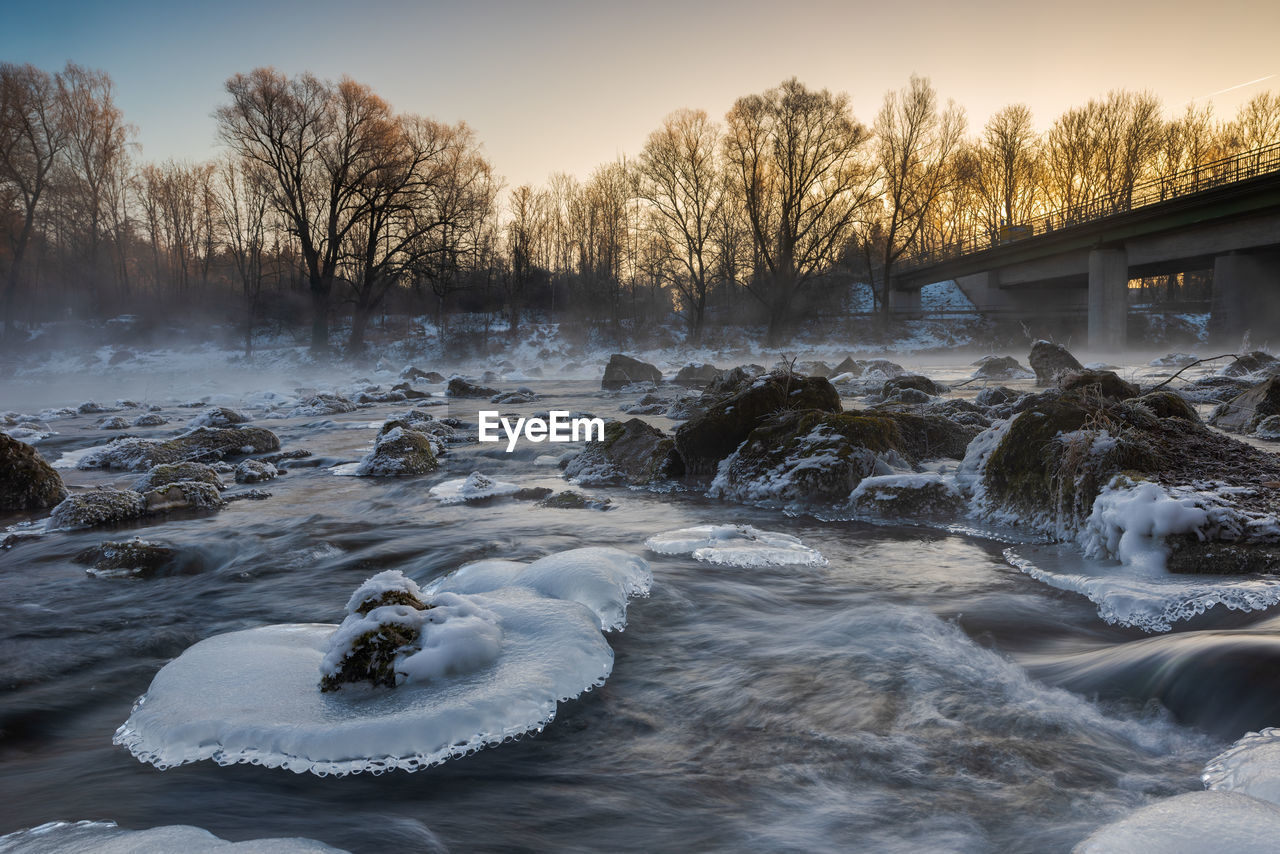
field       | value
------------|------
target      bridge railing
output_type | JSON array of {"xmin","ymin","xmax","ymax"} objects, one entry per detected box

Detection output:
[{"xmin": 898, "ymin": 140, "xmax": 1280, "ymax": 273}]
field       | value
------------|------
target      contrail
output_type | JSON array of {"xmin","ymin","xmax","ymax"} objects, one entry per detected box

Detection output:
[{"xmin": 1195, "ymin": 74, "xmax": 1276, "ymax": 100}]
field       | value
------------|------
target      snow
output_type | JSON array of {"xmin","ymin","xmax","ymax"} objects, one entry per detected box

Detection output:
[
  {"xmin": 0, "ymin": 821, "xmax": 345, "ymax": 853},
  {"xmin": 1078, "ymin": 478, "xmax": 1209, "ymax": 571},
  {"xmin": 114, "ymin": 549, "xmax": 650, "ymax": 776},
  {"xmin": 644, "ymin": 525, "xmax": 827, "ymax": 567},
  {"xmin": 1203, "ymin": 728, "xmax": 1280, "ymax": 807},
  {"xmin": 429, "ymin": 471, "xmax": 520, "ymax": 504},
  {"xmin": 1003, "ymin": 544, "xmax": 1280, "ymax": 632},
  {"xmin": 1073, "ymin": 791, "xmax": 1280, "ymax": 854}
]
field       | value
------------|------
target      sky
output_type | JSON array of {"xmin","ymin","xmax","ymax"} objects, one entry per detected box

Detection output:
[{"xmin": 4, "ymin": 0, "xmax": 1279, "ymax": 193}]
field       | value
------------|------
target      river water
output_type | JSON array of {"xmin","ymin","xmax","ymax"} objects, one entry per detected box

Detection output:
[{"xmin": 1, "ymin": 353, "xmax": 1274, "ymax": 852}]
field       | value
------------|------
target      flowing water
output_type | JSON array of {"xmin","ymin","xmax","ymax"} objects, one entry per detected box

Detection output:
[{"xmin": 0, "ymin": 356, "xmax": 1273, "ymax": 852}]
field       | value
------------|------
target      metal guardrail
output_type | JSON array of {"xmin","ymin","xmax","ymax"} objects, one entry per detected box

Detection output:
[{"xmin": 899, "ymin": 141, "xmax": 1280, "ymax": 273}]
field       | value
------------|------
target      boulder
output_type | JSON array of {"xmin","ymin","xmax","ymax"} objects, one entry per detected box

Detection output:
[
  {"xmin": 289, "ymin": 394, "xmax": 358, "ymax": 417},
  {"xmin": 672, "ymin": 363, "xmax": 722, "ymax": 388},
  {"xmin": 49, "ymin": 487, "xmax": 148, "ymax": 529},
  {"xmin": 0, "ymin": 434, "xmax": 67, "ymax": 511},
  {"xmin": 975, "ymin": 389, "xmax": 1280, "ymax": 571},
  {"xmin": 796, "ymin": 360, "xmax": 834, "ymax": 378},
  {"xmin": 1133, "ymin": 390, "xmax": 1200, "ymax": 423},
  {"xmin": 709, "ymin": 409, "xmax": 977, "ymax": 507},
  {"xmin": 400, "ymin": 366, "xmax": 444, "ymax": 383},
  {"xmin": 973, "ymin": 355, "xmax": 1032, "ymax": 379},
  {"xmin": 1057, "ymin": 369, "xmax": 1139, "ymax": 401},
  {"xmin": 1255, "ymin": 415, "xmax": 1280, "ymax": 440},
  {"xmin": 143, "ymin": 481, "xmax": 226, "ymax": 513},
  {"xmin": 975, "ymin": 386, "xmax": 1022, "ymax": 408},
  {"xmin": 1223, "ymin": 351, "xmax": 1280, "ymax": 377},
  {"xmin": 75, "ymin": 538, "xmax": 179, "ymax": 577},
  {"xmin": 447, "ymin": 377, "xmax": 500, "ymax": 398},
  {"xmin": 675, "ymin": 371, "xmax": 842, "ymax": 475},
  {"xmin": 833, "ymin": 357, "xmax": 863, "ymax": 376},
  {"xmin": 98, "ymin": 416, "xmax": 131, "ymax": 430},
  {"xmin": 131, "ymin": 413, "xmax": 167, "ymax": 427},
  {"xmin": 234, "ymin": 459, "xmax": 279, "ymax": 484},
  {"xmin": 883, "ymin": 375, "xmax": 941, "ymax": 398},
  {"xmin": 849, "ymin": 474, "xmax": 966, "ymax": 518},
  {"xmin": 601, "ymin": 354, "xmax": 663, "ymax": 390},
  {"xmin": 1028, "ymin": 340, "xmax": 1083, "ymax": 386},
  {"xmin": 190, "ymin": 407, "xmax": 250, "ymax": 428},
  {"xmin": 563, "ymin": 418, "xmax": 683, "ymax": 485},
  {"xmin": 355, "ymin": 425, "xmax": 440, "ymax": 476},
  {"xmin": 1210, "ymin": 378, "xmax": 1280, "ymax": 434},
  {"xmin": 538, "ymin": 491, "xmax": 613, "ymax": 510},
  {"xmin": 132, "ymin": 461, "xmax": 223, "ymax": 492}
]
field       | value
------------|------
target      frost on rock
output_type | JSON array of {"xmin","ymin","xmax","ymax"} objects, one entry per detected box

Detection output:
[
  {"xmin": 848, "ymin": 473, "xmax": 964, "ymax": 518},
  {"xmin": 49, "ymin": 487, "xmax": 148, "ymax": 530},
  {"xmin": 1203, "ymin": 728, "xmax": 1280, "ymax": 807},
  {"xmin": 289, "ymin": 394, "xmax": 358, "ymax": 417},
  {"xmin": 1073, "ymin": 791, "xmax": 1280, "ymax": 854},
  {"xmin": 75, "ymin": 427, "xmax": 280, "ymax": 472},
  {"xmin": 644, "ymin": 525, "xmax": 827, "ymax": 567},
  {"xmin": 0, "ymin": 820, "xmax": 347, "ymax": 853},
  {"xmin": 234, "ymin": 459, "xmax": 278, "ymax": 484},
  {"xmin": 113, "ymin": 548, "xmax": 650, "ymax": 776},
  {"xmin": 429, "ymin": 471, "xmax": 519, "ymax": 503},
  {"xmin": 354, "ymin": 425, "xmax": 439, "ymax": 477},
  {"xmin": 190, "ymin": 406, "xmax": 251, "ymax": 428},
  {"xmin": 132, "ymin": 461, "xmax": 222, "ymax": 492}
]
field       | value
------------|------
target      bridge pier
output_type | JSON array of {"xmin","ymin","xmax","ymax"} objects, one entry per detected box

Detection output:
[
  {"xmin": 1210, "ymin": 251, "xmax": 1280, "ymax": 347},
  {"xmin": 1088, "ymin": 248, "xmax": 1128, "ymax": 351}
]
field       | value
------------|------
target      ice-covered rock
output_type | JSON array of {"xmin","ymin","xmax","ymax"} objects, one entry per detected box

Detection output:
[
  {"xmin": 113, "ymin": 548, "xmax": 650, "ymax": 776},
  {"xmin": 289, "ymin": 394, "xmax": 357, "ymax": 417},
  {"xmin": 1204, "ymin": 728, "xmax": 1280, "ymax": 807},
  {"xmin": 355, "ymin": 425, "xmax": 439, "ymax": 477},
  {"xmin": 143, "ymin": 481, "xmax": 226, "ymax": 513},
  {"xmin": 562, "ymin": 418, "xmax": 682, "ymax": 486},
  {"xmin": 131, "ymin": 413, "xmax": 168, "ymax": 427},
  {"xmin": 848, "ymin": 473, "xmax": 964, "ymax": 518},
  {"xmin": 0, "ymin": 820, "xmax": 346, "ymax": 853},
  {"xmin": 97, "ymin": 415, "xmax": 131, "ymax": 430},
  {"xmin": 1073, "ymin": 790, "xmax": 1280, "ymax": 853},
  {"xmin": 972, "ymin": 355, "xmax": 1033, "ymax": 379},
  {"xmin": 234, "ymin": 459, "xmax": 278, "ymax": 484},
  {"xmin": 0, "ymin": 433, "xmax": 67, "ymax": 511},
  {"xmin": 644, "ymin": 525, "xmax": 827, "ymax": 567},
  {"xmin": 132, "ymin": 461, "xmax": 222, "ymax": 492},
  {"xmin": 49, "ymin": 487, "xmax": 148, "ymax": 529},
  {"xmin": 190, "ymin": 406, "xmax": 250, "ymax": 428},
  {"xmin": 1223, "ymin": 351, "xmax": 1279, "ymax": 378},
  {"xmin": 429, "ymin": 471, "xmax": 520, "ymax": 503},
  {"xmin": 537, "ymin": 490, "xmax": 612, "ymax": 510},
  {"xmin": 1256, "ymin": 415, "xmax": 1280, "ymax": 440},
  {"xmin": 76, "ymin": 426, "xmax": 281, "ymax": 472}
]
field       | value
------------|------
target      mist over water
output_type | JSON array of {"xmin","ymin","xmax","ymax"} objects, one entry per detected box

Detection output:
[{"xmin": 0, "ymin": 347, "xmax": 1272, "ymax": 852}]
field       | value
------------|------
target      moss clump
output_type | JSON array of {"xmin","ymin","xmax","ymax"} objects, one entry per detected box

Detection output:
[
  {"xmin": 1134, "ymin": 391, "xmax": 1200, "ymax": 423},
  {"xmin": 0, "ymin": 433, "xmax": 67, "ymax": 511},
  {"xmin": 132, "ymin": 461, "xmax": 222, "ymax": 492},
  {"xmin": 320, "ymin": 622, "xmax": 422, "ymax": 692}
]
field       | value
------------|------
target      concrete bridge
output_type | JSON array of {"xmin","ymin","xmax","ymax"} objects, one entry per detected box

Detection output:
[{"xmin": 892, "ymin": 143, "xmax": 1280, "ymax": 351}]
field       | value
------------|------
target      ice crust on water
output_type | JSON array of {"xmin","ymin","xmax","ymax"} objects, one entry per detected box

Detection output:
[
  {"xmin": 643, "ymin": 525, "xmax": 827, "ymax": 567},
  {"xmin": 429, "ymin": 471, "xmax": 520, "ymax": 503},
  {"xmin": 1003, "ymin": 545, "xmax": 1280, "ymax": 632},
  {"xmin": 113, "ymin": 548, "xmax": 650, "ymax": 776},
  {"xmin": 1203, "ymin": 728, "xmax": 1280, "ymax": 806},
  {"xmin": 1072, "ymin": 791, "xmax": 1280, "ymax": 854},
  {"xmin": 0, "ymin": 821, "xmax": 345, "ymax": 853}
]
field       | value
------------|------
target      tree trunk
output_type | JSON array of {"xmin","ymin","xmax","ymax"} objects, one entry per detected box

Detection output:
[
  {"xmin": 309, "ymin": 283, "xmax": 330, "ymax": 353},
  {"xmin": 350, "ymin": 303, "xmax": 371, "ymax": 352}
]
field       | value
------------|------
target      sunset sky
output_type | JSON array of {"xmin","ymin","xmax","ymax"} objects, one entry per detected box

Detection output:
[{"xmin": 4, "ymin": 0, "xmax": 1278, "ymax": 190}]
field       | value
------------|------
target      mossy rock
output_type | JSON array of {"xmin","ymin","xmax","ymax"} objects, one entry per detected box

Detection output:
[
  {"xmin": 675, "ymin": 371, "xmax": 842, "ymax": 475},
  {"xmin": 358, "ymin": 426, "xmax": 439, "ymax": 476},
  {"xmin": 234, "ymin": 459, "xmax": 278, "ymax": 484},
  {"xmin": 143, "ymin": 481, "xmax": 226, "ymax": 513},
  {"xmin": 132, "ymin": 461, "xmax": 222, "ymax": 492},
  {"xmin": 49, "ymin": 487, "xmax": 148, "ymax": 529},
  {"xmin": 563, "ymin": 418, "xmax": 683, "ymax": 485},
  {"xmin": 320, "ymin": 622, "xmax": 423, "ymax": 692},
  {"xmin": 849, "ymin": 476, "xmax": 965, "ymax": 518},
  {"xmin": 1029, "ymin": 340, "xmax": 1083, "ymax": 386},
  {"xmin": 1133, "ymin": 391, "xmax": 1200, "ymax": 423},
  {"xmin": 1057, "ymin": 369, "xmax": 1138, "ymax": 401},
  {"xmin": 0, "ymin": 433, "xmax": 67, "ymax": 511},
  {"xmin": 155, "ymin": 426, "xmax": 281, "ymax": 466},
  {"xmin": 883, "ymin": 375, "xmax": 940, "ymax": 397},
  {"xmin": 538, "ymin": 490, "xmax": 613, "ymax": 510}
]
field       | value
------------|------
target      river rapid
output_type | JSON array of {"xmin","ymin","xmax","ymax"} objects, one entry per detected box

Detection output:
[{"xmin": 1, "ymin": 351, "xmax": 1275, "ymax": 853}]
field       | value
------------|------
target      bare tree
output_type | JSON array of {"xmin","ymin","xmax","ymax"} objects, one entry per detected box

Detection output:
[
  {"xmin": 724, "ymin": 78, "xmax": 875, "ymax": 344},
  {"xmin": 1227, "ymin": 90, "xmax": 1280, "ymax": 152},
  {"xmin": 972, "ymin": 103, "xmax": 1038, "ymax": 237},
  {"xmin": 217, "ymin": 69, "xmax": 397, "ymax": 352},
  {"xmin": 0, "ymin": 63, "xmax": 68, "ymax": 341},
  {"xmin": 871, "ymin": 74, "xmax": 965, "ymax": 321},
  {"xmin": 636, "ymin": 108, "xmax": 723, "ymax": 343},
  {"xmin": 503, "ymin": 182, "xmax": 547, "ymax": 339},
  {"xmin": 215, "ymin": 156, "xmax": 271, "ymax": 354}
]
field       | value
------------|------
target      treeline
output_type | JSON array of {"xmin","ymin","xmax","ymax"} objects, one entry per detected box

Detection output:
[{"xmin": 2, "ymin": 62, "xmax": 1278, "ymax": 352}]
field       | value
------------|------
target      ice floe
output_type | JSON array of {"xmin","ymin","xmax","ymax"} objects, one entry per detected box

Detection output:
[
  {"xmin": 644, "ymin": 524, "xmax": 827, "ymax": 567},
  {"xmin": 1004, "ymin": 544, "xmax": 1280, "ymax": 632},
  {"xmin": 0, "ymin": 820, "xmax": 345, "ymax": 853},
  {"xmin": 1203, "ymin": 727, "xmax": 1280, "ymax": 807},
  {"xmin": 1073, "ymin": 790, "xmax": 1280, "ymax": 854},
  {"xmin": 113, "ymin": 548, "xmax": 650, "ymax": 776},
  {"xmin": 428, "ymin": 471, "xmax": 520, "ymax": 503}
]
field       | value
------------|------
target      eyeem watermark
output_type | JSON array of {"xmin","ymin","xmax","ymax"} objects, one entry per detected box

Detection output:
[{"xmin": 478, "ymin": 410, "xmax": 606, "ymax": 452}]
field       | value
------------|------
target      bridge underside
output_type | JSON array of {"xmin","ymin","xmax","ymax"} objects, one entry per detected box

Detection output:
[{"xmin": 898, "ymin": 173, "xmax": 1280, "ymax": 352}]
